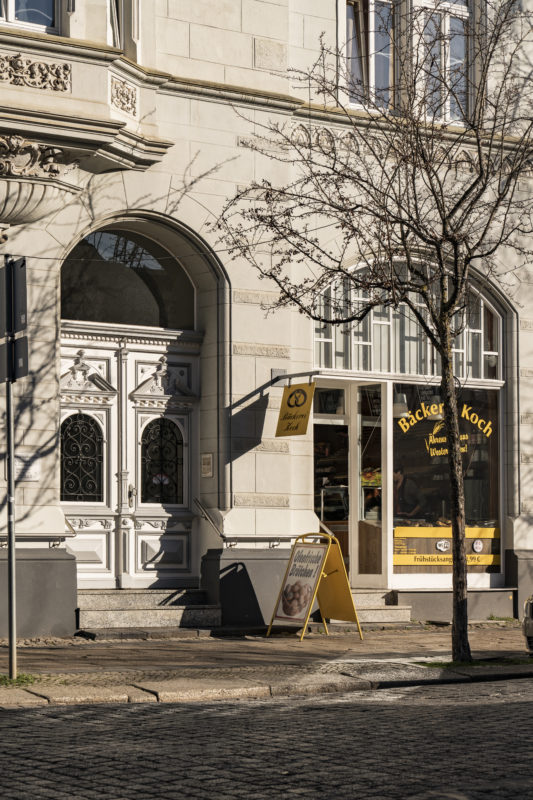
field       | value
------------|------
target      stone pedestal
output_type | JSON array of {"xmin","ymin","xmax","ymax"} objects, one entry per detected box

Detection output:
[{"xmin": 0, "ymin": 549, "xmax": 76, "ymax": 637}]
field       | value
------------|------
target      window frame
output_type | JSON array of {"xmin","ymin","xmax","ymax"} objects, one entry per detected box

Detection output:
[
  {"xmin": 314, "ymin": 281, "xmax": 503, "ymax": 385},
  {"xmin": 342, "ymin": 0, "xmax": 472, "ymax": 122},
  {"xmin": 414, "ymin": 0, "xmax": 471, "ymax": 123},
  {"xmin": 345, "ymin": 0, "xmax": 395, "ymax": 109},
  {"xmin": 0, "ymin": 0, "xmax": 59, "ymax": 34},
  {"xmin": 108, "ymin": 0, "xmax": 124, "ymax": 48}
]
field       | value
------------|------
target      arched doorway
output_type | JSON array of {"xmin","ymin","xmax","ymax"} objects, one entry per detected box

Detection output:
[{"xmin": 60, "ymin": 225, "xmax": 202, "ymax": 588}]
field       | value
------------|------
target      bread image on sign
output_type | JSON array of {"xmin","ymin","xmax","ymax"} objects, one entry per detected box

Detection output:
[
  {"xmin": 275, "ymin": 543, "xmax": 328, "ymax": 624},
  {"xmin": 281, "ymin": 581, "xmax": 313, "ymax": 617}
]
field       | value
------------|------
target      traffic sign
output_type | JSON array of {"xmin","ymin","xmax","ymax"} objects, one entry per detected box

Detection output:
[{"xmin": 5, "ymin": 256, "xmax": 27, "ymax": 334}]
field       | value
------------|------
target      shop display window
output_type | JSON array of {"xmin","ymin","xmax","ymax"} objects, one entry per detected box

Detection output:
[{"xmin": 393, "ymin": 383, "xmax": 500, "ymax": 573}]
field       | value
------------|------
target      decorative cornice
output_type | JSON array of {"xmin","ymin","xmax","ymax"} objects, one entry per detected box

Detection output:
[
  {"xmin": 61, "ymin": 322, "xmax": 203, "ymax": 350},
  {"xmin": 0, "ymin": 107, "xmax": 173, "ymax": 173},
  {"xmin": 0, "ymin": 51, "xmax": 70, "ymax": 91}
]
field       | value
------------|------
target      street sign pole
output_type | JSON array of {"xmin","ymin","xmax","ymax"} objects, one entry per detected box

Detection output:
[
  {"xmin": 6, "ymin": 373, "xmax": 15, "ymax": 678},
  {"xmin": 3, "ymin": 255, "xmax": 28, "ymax": 680}
]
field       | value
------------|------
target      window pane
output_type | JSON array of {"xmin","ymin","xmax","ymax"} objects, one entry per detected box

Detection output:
[
  {"xmin": 374, "ymin": 1, "xmax": 393, "ymax": 107},
  {"xmin": 316, "ymin": 340, "xmax": 332, "ymax": 368},
  {"xmin": 15, "ymin": 0, "xmax": 55, "ymax": 26},
  {"xmin": 62, "ymin": 230, "xmax": 195, "ymax": 329},
  {"xmin": 468, "ymin": 331, "xmax": 481, "ymax": 379},
  {"xmin": 335, "ymin": 326, "xmax": 351, "ymax": 369},
  {"xmin": 449, "ymin": 16, "xmax": 467, "ymax": 120},
  {"xmin": 393, "ymin": 385, "xmax": 500, "ymax": 574},
  {"xmin": 354, "ymin": 344, "xmax": 371, "ymax": 370},
  {"xmin": 347, "ymin": 2, "xmax": 365, "ymax": 101},
  {"xmin": 373, "ymin": 319, "xmax": 390, "ymax": 371},
  {"xmin": 422, "ymin": 13, "xmax": 443, "ymax": 117},
  {"xmin": 483, "ymin": 306, "xmax": 498, "ymax": 352},
  {"xmin": 467, "ymin": 294, "xmax": 481, "ymax": 330},
  {"xmin": 314, "ymin": 424, "xmax": 349, "ymax": 525},
  {"xmin": 484, "ymin": 354, "xmax": 498, "ymax": 380}
]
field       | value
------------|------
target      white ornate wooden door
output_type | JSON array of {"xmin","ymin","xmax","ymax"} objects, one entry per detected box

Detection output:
[{"xmin": 60, "ymin": 327, "xmax": 199, "ymax": 588}]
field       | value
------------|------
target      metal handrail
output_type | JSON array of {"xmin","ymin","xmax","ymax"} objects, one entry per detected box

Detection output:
[
  {"xmin": 65, "ymin": 517, "xmax": 77, "ymax": 536},
  {"xmin": 194, "ymin": 497, "xmax": 226, "ymax": 541}
]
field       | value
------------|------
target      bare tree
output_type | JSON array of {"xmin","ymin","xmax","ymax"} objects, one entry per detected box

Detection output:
[{"xmin": 217, "ymin": 0, "xmax": 533, "ymax": 661}]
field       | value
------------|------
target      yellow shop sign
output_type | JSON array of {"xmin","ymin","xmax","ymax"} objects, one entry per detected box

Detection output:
[
  {"xmin": 397, "ymin": 402, "xmax": 493, "ymax": 438},
  {"xmin": 393, "ymin": 553, "xmax": 500, "ymax": 566},
  {"xmin": 275, "ymin": 382, "xmax": 315, "ymax": 437}
]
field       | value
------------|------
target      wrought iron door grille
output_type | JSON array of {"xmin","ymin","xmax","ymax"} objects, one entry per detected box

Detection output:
[
  {"xmin": 141, "ymin": 418, "xmax": 183, "ymax": 504},
  {"xmin": 60, "ymin": 413, "xmax": 104, "ymax": 502}
]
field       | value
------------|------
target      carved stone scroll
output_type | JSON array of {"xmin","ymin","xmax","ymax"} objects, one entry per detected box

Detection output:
[{"xmin": 0, "ymin": 53, "xmax": 71, "ymax": 91}]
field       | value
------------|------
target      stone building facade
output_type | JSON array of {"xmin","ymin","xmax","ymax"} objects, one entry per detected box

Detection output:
[{"xmin": 0, "ymin": 0, "xmax": 531, "ymax": 635}]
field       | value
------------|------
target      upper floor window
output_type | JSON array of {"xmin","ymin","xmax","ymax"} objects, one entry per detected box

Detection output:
[
  {"xmin": 109, "ymin": 0, "xmax": 123, "ymax": 48},
  {"xmin": 315, "ymin": 283, "xmax": 501, "ymax": 382},
  {"xmin": 0, "ymin": 0, "xmax": 57, "ymax": 31},
  {"xmin": 345, "ymin": 0, "xmax": 470, "ymax": 121},
  {"xmin": 347, "ymin": 0, "xmax": 394, "ymax": 108}
]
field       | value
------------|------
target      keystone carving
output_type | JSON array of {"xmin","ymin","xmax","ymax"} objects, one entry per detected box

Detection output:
[
  {"xmin": 111, "ymin": 76, "xmax": 137, "ymax": 116},
  {"xmin": 0, "ymin": 52, "xmax": 71, "ymax": 91}
]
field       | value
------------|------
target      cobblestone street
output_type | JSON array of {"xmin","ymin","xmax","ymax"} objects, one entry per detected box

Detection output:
[{"xmin": 1, "ymin": 678, "xmax": 532, "ymax": 800}]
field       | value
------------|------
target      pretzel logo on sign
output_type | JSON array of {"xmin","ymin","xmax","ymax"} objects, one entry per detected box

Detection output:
[{"xmin": 287, "ymin": 388, "xmax": 307, "ymax": 408}]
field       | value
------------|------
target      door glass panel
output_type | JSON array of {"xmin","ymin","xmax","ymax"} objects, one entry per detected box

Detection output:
[
  {"xmin": 141, "ymin": 419, "xmax": 183, "ymax": 504},
  {"xmin": 60, "ymin": 413, "xmax": 103, "ymax": 502},
  {"xmin": 358, "ymin": 386, "xmax": 382, "ymax": 574},
  {"xmin": 314, "ymin": 422, "xmax": 349, "ymax": 561}
]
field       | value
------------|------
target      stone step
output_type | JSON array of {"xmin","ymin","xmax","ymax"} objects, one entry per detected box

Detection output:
[
  {"xmin": 77, "ymin": 589, "xmax": 207, "ymax": 611},
  {"xmin": 78, "ymin": 604, "xmax": 221, "ymax": 630},
  {"xmin": 351, "ymin": 590, "xmax": 395, "ymax": 608},
  {"xmin": 355, "ymin": 605, "xmax": 412, "ymax": 624}
]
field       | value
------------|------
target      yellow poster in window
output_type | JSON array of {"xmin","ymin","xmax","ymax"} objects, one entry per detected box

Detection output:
[{"xmin": 275, "ymin": 383, "xmax": 316, "ymax": 437}]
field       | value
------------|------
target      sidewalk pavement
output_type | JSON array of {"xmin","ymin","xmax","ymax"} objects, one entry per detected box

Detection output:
[{"xmin": 0, "ymin": 622, "xmax": 531, "ymax": 708}]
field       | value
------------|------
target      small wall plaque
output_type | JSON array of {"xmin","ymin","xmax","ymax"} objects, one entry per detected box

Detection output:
[
  {"xmin": 13, "ymin": 455, "xmax": 41, "ymax": 482},
  {"xmin": 201, "ymin": 453, "xmax": 213, "ymax": 478}
]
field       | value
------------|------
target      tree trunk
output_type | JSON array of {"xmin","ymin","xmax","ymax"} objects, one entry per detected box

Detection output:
[{"xmin": 440, "ymin": 320, "xmax": 472, "ymax": 663}]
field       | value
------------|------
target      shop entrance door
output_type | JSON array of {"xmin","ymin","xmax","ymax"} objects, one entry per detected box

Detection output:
[
  {"xmin": 355, "ymin": 384, "xmax": 388, "ymax": 588},
  {"xmin": 60, "ymin": 327, "xmax": 197, "ymax": 588},
  {"xmin": 314, "ymin": 384, "xmax": 389, "ymax": 589}
]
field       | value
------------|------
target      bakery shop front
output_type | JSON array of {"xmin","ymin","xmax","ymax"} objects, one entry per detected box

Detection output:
[{"xmin": 312, "ymin": 286, "xmax": 513, "ymax": 619}]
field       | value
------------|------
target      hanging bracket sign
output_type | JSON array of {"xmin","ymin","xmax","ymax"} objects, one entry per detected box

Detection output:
[
  {"xmin": 267, "ymin": 532, "xmax": 363, "ymax": 641},
  {"xmin": 275, "ymin": 382, "xmax": 315, "ymax": 437}
]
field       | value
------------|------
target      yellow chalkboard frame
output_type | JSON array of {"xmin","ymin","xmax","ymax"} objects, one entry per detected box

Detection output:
[{"xmin": 267, "ymin": 532, "xmax": 363, "ymax": 642}]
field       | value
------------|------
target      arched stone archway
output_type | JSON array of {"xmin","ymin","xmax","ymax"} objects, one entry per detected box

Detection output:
[{"xmin": 59, "ymin": 216, "xmax": 230, "ymax": 590}]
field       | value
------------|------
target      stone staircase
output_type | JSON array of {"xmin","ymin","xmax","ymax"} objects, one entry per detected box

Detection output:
[
  {"xmin": 77, "ymin": 589, "xmax": 221, "ymax": 630},
  {"xmin": 77, "ymin": 588, "xmax": 410, "ymax": 632},
  {"xmin": 351, "ymin": 589, "xmax": 411, "ymax": 624}
]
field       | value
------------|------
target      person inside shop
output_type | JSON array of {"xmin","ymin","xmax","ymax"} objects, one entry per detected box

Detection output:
[{"xmin": 393, "ymin": 464, "xmax": 423, "ymax": 519}]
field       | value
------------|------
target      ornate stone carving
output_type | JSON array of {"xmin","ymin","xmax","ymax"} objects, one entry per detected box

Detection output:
[
  {"xmin": 135, "ymin": 519, "xmax": 173, "ymax": 531},
  {"xmin": 0, "ymin": 135, "xmax": 65, "ymax": 178},
  {"xmin": 131, "ymin": 357, "xmax": 197, "ymax": 409},
  {"xmin": 0, "ymin": 53, "xmax": 71, "ymax": 91},
  {"xmin": 66, "ymin": 517, "xmax": 114, "ymax": 530},
  {"xmin": 60, "ymin": 350, "xmax": 116, "ymax": 393},
  {"xmin": 111, "ymin": 76, "xmax": 137, "ymax": 116}
]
